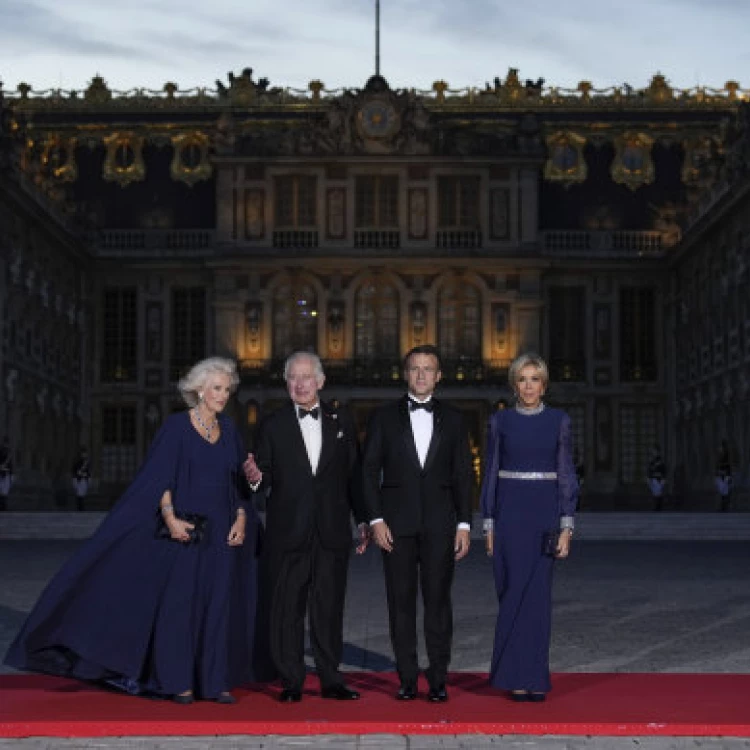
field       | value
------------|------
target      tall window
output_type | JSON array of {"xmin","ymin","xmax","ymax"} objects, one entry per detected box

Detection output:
[
  {"xmin": 100, "ymin": 405, "xmax": 137, "ymax": 482},
  {"xmin": 355, "ymin": 176, "xmax": 399, "ymax": 228},
  {"xmin": 101, "ymin": 288, "xmax": 137, "ymax": 382},
  {"xmin": 171, "ymin": 287, "xmax": 206, "ymax": 381},
  {"xmin": 620, "ymin": 287, "xmax": 657, "ymax": 381},
  {"xmin": 557, "ymin": 404, "xmax": 586, "ymax": 470},
  {"xmin": 438, "ymin": 283, "xmax": 481, "ymax": 359},
  {"xmin": 619, "ymin": 404, "xmax": 658, "ymax": 485},
  {"xmin": 355, "ymin": 281, "xmax": 399, "ymax": 359},
  {"xmin": 272, "ymin": 281, "xmax": 318, "ymax": 358},
  {"xmin": 438, "ymin": 176, "xmax": 480, "ymax": 228},
  {"xmin": 274, "ymin": 175, "xmax": 317, "ymax": 227},
  {"xmin": 548, "ymin": 286, "xmax": 586, "ymax": 381}
]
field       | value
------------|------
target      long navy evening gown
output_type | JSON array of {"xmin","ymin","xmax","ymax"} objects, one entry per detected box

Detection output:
[
  {"xmin": 480, "ymin": 406, "xmax": 577, "ymax": 694},
  {"xmin": 4, "ymin": 412, "xmax": 272, "ymax": 699}
]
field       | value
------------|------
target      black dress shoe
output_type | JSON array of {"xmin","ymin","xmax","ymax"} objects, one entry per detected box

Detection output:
[
  {"xmin": 214, "ymin": 692, "xmax": 237, "ymax": 704},
  {"xmin": 321, "ymin": 684, "xmax": 360, "ymax": 700},
  {"xmin": 278, "ymin": 688, "xmax": 302, "ymax": 703},
  {"xmin": 172, "ymin": 692, "xmax": 194, "ymax": 705},
  {"xmin": 427, "ymin": 685, "xmax": 448, "ymax": 703},
  {"xmin": 510, "ymin": 691, "xmax": 529, "ymax": 702},
  {"xmin": 396, "ymin": 683, "xmax": 417, "ymax": 701},
  {"xmin": 528, "ymin": 692, "xmax": 546, "ymax": 702}
]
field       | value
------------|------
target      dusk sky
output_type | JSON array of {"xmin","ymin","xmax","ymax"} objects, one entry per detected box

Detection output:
[{"xmin": 1, "ymin": 0, "xmax": 749, "ymax": 95}]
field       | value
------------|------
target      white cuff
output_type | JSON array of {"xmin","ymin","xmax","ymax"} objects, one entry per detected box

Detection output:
[
  {"xmin": 369, "ymin": 518, "xmax": 384, "ymax": 526},
  {"xmin": 457, "ymin": 522, "xmax": 470, "ymax": 531}
]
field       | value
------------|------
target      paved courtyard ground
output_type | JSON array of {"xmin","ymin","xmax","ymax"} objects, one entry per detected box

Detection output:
[{"xmin": 1, "ymin": 513, "xmax": 749, "ymax": 748}]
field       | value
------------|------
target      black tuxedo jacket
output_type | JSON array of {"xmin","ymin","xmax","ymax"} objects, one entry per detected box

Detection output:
[
  {"xmin": 362, "ymin": 396, "xmax": 472, "ymax": 537},
  {"xmin": 254, "ymin": 401, "xmax": 365, "ymax": 552}
]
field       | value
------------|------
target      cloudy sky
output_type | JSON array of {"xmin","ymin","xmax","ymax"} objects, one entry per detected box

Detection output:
[{"xmin": 1, "ymin": 0, "xmax": 749, "ymax": 94}]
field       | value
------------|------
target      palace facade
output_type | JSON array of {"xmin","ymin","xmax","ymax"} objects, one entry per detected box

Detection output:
[{"xmin": 1, "ymin": 69, "xmax": 748, "ymax": 509}]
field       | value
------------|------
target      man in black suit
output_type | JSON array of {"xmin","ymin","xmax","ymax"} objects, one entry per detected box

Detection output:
[
  {"xmin": 363, "ymin": 345, "xmax": 472, "ymax": 702},
  {"xmin": 243, "ymin": 352, "xmax": 368, "ymax": 703}
]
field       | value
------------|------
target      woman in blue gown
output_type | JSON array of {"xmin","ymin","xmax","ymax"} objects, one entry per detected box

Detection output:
[
  {"xmin": 4, "ymin": 357, "xmax": 272, "ymax": 703},
  {"xmin": 480, "ymin": 353, "xmax": 578, "ymax": 702}
]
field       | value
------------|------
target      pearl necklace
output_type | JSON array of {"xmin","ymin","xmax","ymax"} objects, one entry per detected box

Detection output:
[
  {"xmin": 515, "ymin": 402, "xmax": 545, "ymax": 416},
  {"xmin": 193, "ymin": 407, "xmax": 218, "ymax": 440}
]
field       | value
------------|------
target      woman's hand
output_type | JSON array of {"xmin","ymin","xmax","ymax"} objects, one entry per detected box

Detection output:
[
  {"xmin": 167, "ymin": 517, "xmax": 195, "ymax": 543},
  {"xmin": 227, "ymin": 516, "xmax": 246, "ymax": 547},
  {"xmin": 555, "ymin": 528, "xmax": 573, "ymax": 558},
  {"xmin": 485, "ymin": 531, "xmax": 494, "ymax": 557}
]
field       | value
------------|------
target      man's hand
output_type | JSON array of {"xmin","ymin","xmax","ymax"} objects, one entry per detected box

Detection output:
[
  {"xmin": 355, "ymin": 522, "xmax": 371, "ymax": 555},
  {"xmin": 371, "ymin": 520, "xmax": 394, "ymax": 553},
  {"xmin": 243, "ymin": 453, "xmax": 262, "ymax": 486},
  {"xmin": 454, "ymin": 528, "xmax": 470, "ymax": 561}
]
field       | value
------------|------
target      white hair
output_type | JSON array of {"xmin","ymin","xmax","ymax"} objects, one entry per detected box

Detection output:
[
  {"xmin": 283, "ymin": 351, "xmax": 324, "ymax": 381},
  {"xmin": 178, "ymin": 357, "xmax": 239, "ymax": 407},
  {"xmin": 508, "ymin": 352, "xmax": 549, "ymax": 392}
]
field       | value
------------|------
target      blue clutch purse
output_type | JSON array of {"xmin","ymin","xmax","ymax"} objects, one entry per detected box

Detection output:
[
  {"xmin": 541, "ymin": 530, "xmax": 560, "ymax": 557},
  {"xmin": 155, "ymin": 510, "xmax": 207, "ymax": 544}
]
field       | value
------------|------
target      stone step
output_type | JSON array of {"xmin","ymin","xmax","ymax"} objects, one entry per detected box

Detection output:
[{"xmin": 1, "ymin": 511, "xmax": 750, "ymax": 541}]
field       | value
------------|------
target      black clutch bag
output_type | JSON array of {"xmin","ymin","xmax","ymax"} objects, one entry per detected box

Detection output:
[
  {"xmin": 155, "ymin": 510, "xmax": 207, "ymax": 544},
  {"xmin": 541, "ymin": 529, "xmax": 560, "ymax": 557}
]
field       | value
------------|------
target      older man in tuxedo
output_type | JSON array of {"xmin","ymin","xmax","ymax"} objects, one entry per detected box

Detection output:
[
  {"xmin": 244, "ymin": 352, "xmax": 368, "ymax": 703},
  {"xmin": 363, "ymin": 345, "xmax": 472, "ymax": 702}
]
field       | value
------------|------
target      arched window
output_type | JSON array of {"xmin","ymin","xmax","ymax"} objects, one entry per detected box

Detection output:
[
  {"xmin": 355, "ymin": 280, "xmax": 399, "ymax": 359},
  {"xmin": 438, "ymin": 282, "xmax": 481, "ymax": 359},
  {"xmin": 272, "ymin": 281, "xmax": 318, "ymax": 358}
]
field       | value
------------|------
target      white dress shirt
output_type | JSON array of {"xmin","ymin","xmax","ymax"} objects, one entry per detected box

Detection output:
[
  {"xmin": 409, "ymin": 396, "xmax": 433, "ymax": 467},
  {"xmin": 298, "ymin": 402, "xmax": 322, "ymax": 475}
]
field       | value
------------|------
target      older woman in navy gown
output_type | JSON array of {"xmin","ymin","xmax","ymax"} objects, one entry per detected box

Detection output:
[
  {"xmin": 480, "ymin": 353, "xmax": 578, "ymax": 702},
  {"xmin": 5, "ymin": 357, "xmax": 270, "ymax": 703}
]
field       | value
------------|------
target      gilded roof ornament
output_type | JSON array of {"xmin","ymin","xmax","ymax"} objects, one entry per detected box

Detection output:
[
  {"xmin": 84, "ymin": 76, "xmax": 112, "ymax": 105},
  {"xmin": 646, "ymin": 74, "xmax": 672, "ymax": 104},
  {"xmin": 2, "ymin": 70, "xmax": 746, "ymax": 111},
  {"xmin": 309, "ymin": 80, "xmax": 324, "ymax": 102}
]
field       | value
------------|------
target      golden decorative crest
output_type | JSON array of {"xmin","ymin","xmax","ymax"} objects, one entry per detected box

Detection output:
[
  {"xmin": 41, "ymin": 134, "xmax": 78, "ymax": 182},
  {"xmin": 611, "ymin": 132, "xmax": 655, "ymax": 191},
  {"xmin": 102, "ymin": 132, "xmax": 146, "ymax": 186},
  {"xmin": 170, "ymin": 132, "xmax": 212, "ymax": 186},
  {"xmin": 544, "ymin": 131, "xmax": 587, "ymax": 185}
]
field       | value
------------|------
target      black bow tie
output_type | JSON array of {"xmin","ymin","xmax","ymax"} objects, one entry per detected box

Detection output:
[
  {"xmin": 298, "ymin": 406, "xmax": 320, "ymax": 420},
  {"xmin": 408, "ymin": 398, "xmax": 434, "ymax": 413}
]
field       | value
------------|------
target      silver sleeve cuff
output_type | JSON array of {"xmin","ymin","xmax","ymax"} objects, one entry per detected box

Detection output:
[
  {"xmin": 559, "ymin": 515, "xmax": 575, "ymax": 530},
  {"xmin": 482, "ymin": 518, "xmax": 494, "ymax": 533}
]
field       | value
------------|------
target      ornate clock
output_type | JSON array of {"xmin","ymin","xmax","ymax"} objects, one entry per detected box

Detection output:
[{"xmin": 357, "ymin": 99, "xmax": 400, "ymax": 140}]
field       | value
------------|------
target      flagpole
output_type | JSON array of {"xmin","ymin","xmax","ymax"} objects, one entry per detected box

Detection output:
[{"xmin": 375, "ymin": 0, "xmax": 380, "ymax": 76}]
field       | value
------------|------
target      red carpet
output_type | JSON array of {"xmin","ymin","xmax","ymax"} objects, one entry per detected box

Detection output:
[{"xmin": 1, "ymin": 672, "xmax": 749, "ymax": 737}]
